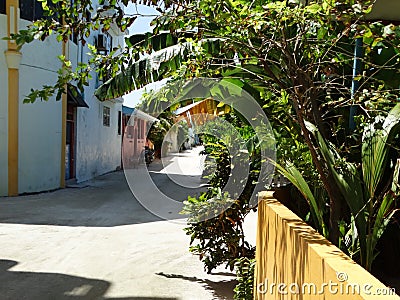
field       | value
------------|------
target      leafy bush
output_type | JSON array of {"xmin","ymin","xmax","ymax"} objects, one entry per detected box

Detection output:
[
  {"xmin": 181, "ymin": 113, "xmax": 259, "ymax": 272},
  {"xmin": 234, "ymin": 257, "xmax": 256, "ymax": 300},
  {"xmin": 182, "ymin": 188, "xmax": 255, "ymax": 273}
]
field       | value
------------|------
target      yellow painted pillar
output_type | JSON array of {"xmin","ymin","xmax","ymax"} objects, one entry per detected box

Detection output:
[{"xmin": 5, "ymin": 0, "xmax": 21, "ymax": 196}]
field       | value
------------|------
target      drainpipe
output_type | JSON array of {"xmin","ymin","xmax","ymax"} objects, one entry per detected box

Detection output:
[{"xmin": 349, "ymin": 37, "xmax": 363, "ymax": 131}]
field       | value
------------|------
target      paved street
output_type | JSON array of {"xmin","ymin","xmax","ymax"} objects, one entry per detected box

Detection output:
[{"xmin": 0, "ymin": 147, "xmax": 257, "ymax": 300}]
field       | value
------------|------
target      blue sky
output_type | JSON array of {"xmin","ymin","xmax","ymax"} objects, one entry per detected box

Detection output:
[
  {"xmin": 125, "ymin": 3, "xmax": 159, "ymax": 34},
  {"xmin": 122, "ymin": 4, "xmax": 166, "ymax": 108}
]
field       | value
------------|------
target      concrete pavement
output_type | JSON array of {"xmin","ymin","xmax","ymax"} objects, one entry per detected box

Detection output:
[{"xmin": 0, "ymin": 147, "xmax": 257, "ymax": 300}]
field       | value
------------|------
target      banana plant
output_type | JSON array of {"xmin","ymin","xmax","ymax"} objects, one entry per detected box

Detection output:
[
  {"xmin": 94, "ymin": 33, "xmax": 227, "ymax": 101},
  {"xmin": 94, "ymin": 41, "xmax": 193, "ymax": 100}
]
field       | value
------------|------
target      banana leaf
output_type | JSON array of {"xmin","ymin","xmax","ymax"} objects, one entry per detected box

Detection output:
[
  {"xmin": 95, "ymin": 38, "xmax": 226, "ymax": 101},
  {"xmin": 95, "ymin": 43, "xmax": 192, "ymax": 100}
]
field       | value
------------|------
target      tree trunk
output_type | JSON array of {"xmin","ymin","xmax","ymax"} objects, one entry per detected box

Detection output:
[{"xmin": 327, "ymin": 174, "xmax": 346, "ymax": 245}]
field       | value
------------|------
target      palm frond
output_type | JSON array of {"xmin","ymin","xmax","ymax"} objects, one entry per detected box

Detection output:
[
  {"xmin": 272, "ymin": 159, "xmax": 328, "ymax": 237},
  {"xmin": 362, "ymin": 103, "xmax": 400, "ymax": 200}
]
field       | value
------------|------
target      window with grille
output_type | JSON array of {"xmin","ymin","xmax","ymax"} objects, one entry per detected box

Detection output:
[
  {"xmin": 0, "ymin": 0, "xmax": 6, "ymax": 14},
  {"xmin": 19, "ymin": 0, "xmax": 60, "ymax": 21},
  {"xmin": 118, "ymin": 111, "xmax": 122, "ymax": 135},
  {"xmin": 19, "ymin": 0, "xmax": 43, "ymax": 21},
  {"xmin": 103, "ymin": 106, "xmax": 110, "ymax": 127}
]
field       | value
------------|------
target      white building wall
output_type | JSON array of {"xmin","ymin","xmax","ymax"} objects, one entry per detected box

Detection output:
[
  {"xmin": 18, "ymin": 21, "xmax": 63, "ymax": 193},
  {"xmin": 75, "ymin": 97, "xmax": 122, "ymax": 182},
  {"xmin": 0, "ymin": 14, "xmax": 9, "ymax": 196},
  {"xmin": 1, "ymin": 3, "xmax": 125, "ymax": 194},
  {"xmin": 74, "ymin": 29, "xmax": 123, "ymax": 182}
]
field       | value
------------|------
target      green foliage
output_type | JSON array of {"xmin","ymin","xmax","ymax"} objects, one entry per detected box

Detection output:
[
  {"xmin": 181, "ymin": 188, "xmax": 255, "ymax": 273},
  {"xmin": 304, "ymin": 104, "xmax": 400, "ymax": 270},
  {"xmin": 273, "ymin": 160, "xmax": 328, "ymax": 237},
  {"xmin": 150, "ymin": 0, "xmax": 400, "ymax": 272},
  {"xmin": 233, "ymin": 257, "xmax": 255, "ymax": 300},
  {"xmin": 362, "ymin": 104, "xmax": 400, "ymax": 201},
  {"xmin": 201, "ymin": 138, "xmax": 231, "ymax": 190},
  {"xmin": 95, "ymin": 38, "xmax": 195, "ymax": 100},
  {"xmin": 181, "ymin": 113, "xmax": 259, "ymax": 273},
  {"xmin": 146, "ymin": 112, "xmax": 173, "ymax": 156}
]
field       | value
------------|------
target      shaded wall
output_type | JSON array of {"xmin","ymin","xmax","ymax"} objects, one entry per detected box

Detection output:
[{"xmin": 17, "ymin": 22, "xmax": 62, "ymax": 194}]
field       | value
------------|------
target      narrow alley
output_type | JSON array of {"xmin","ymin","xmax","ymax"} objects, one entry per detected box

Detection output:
[{"xmin": 0, "ymin": 147, "xmax": 256, "ymax": 300}]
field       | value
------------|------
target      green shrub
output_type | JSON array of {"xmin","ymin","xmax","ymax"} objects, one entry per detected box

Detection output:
[
  {"xmin": 182, "ymin": 188, "xmax": 255, "ymax": 273},
  {"xmin": 234, "ymin": 257, "xmax": 256, "ymax": 300},
  {"xmin": 181, "ymin": 113, "xmax": 259, "ymax": 272}
]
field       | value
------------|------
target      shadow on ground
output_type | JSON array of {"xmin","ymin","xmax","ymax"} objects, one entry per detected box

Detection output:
[
  {"xmin": 0, "ymin": 162, "xmax": 206, "ymax": 227},
  {"xmin": 0, "ymin": 147, "xmax": 208, "ymax": 228},
  {"xmin": 129, "ymin": 157, "xmax": 207, "ymax": 203},
  {"xmin": 0, "ymin": 260, "xmax": 179, "ymax": 300},
  {"xmin": 0, "ymin": 171, "xmax": 164, "ymax": 227},
  {"xmin": 156, "ymin": 272, "xmax": 236, "ymax": 300}
]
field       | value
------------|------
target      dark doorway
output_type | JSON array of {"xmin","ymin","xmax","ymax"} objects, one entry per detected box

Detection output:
[
  {"xmin": 65, "ymin": 104, "xmax": 76, "ymax": 180},
  {"xmin": 65, "ymin": 85, "xmax": 88, "ymax": 180}
]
